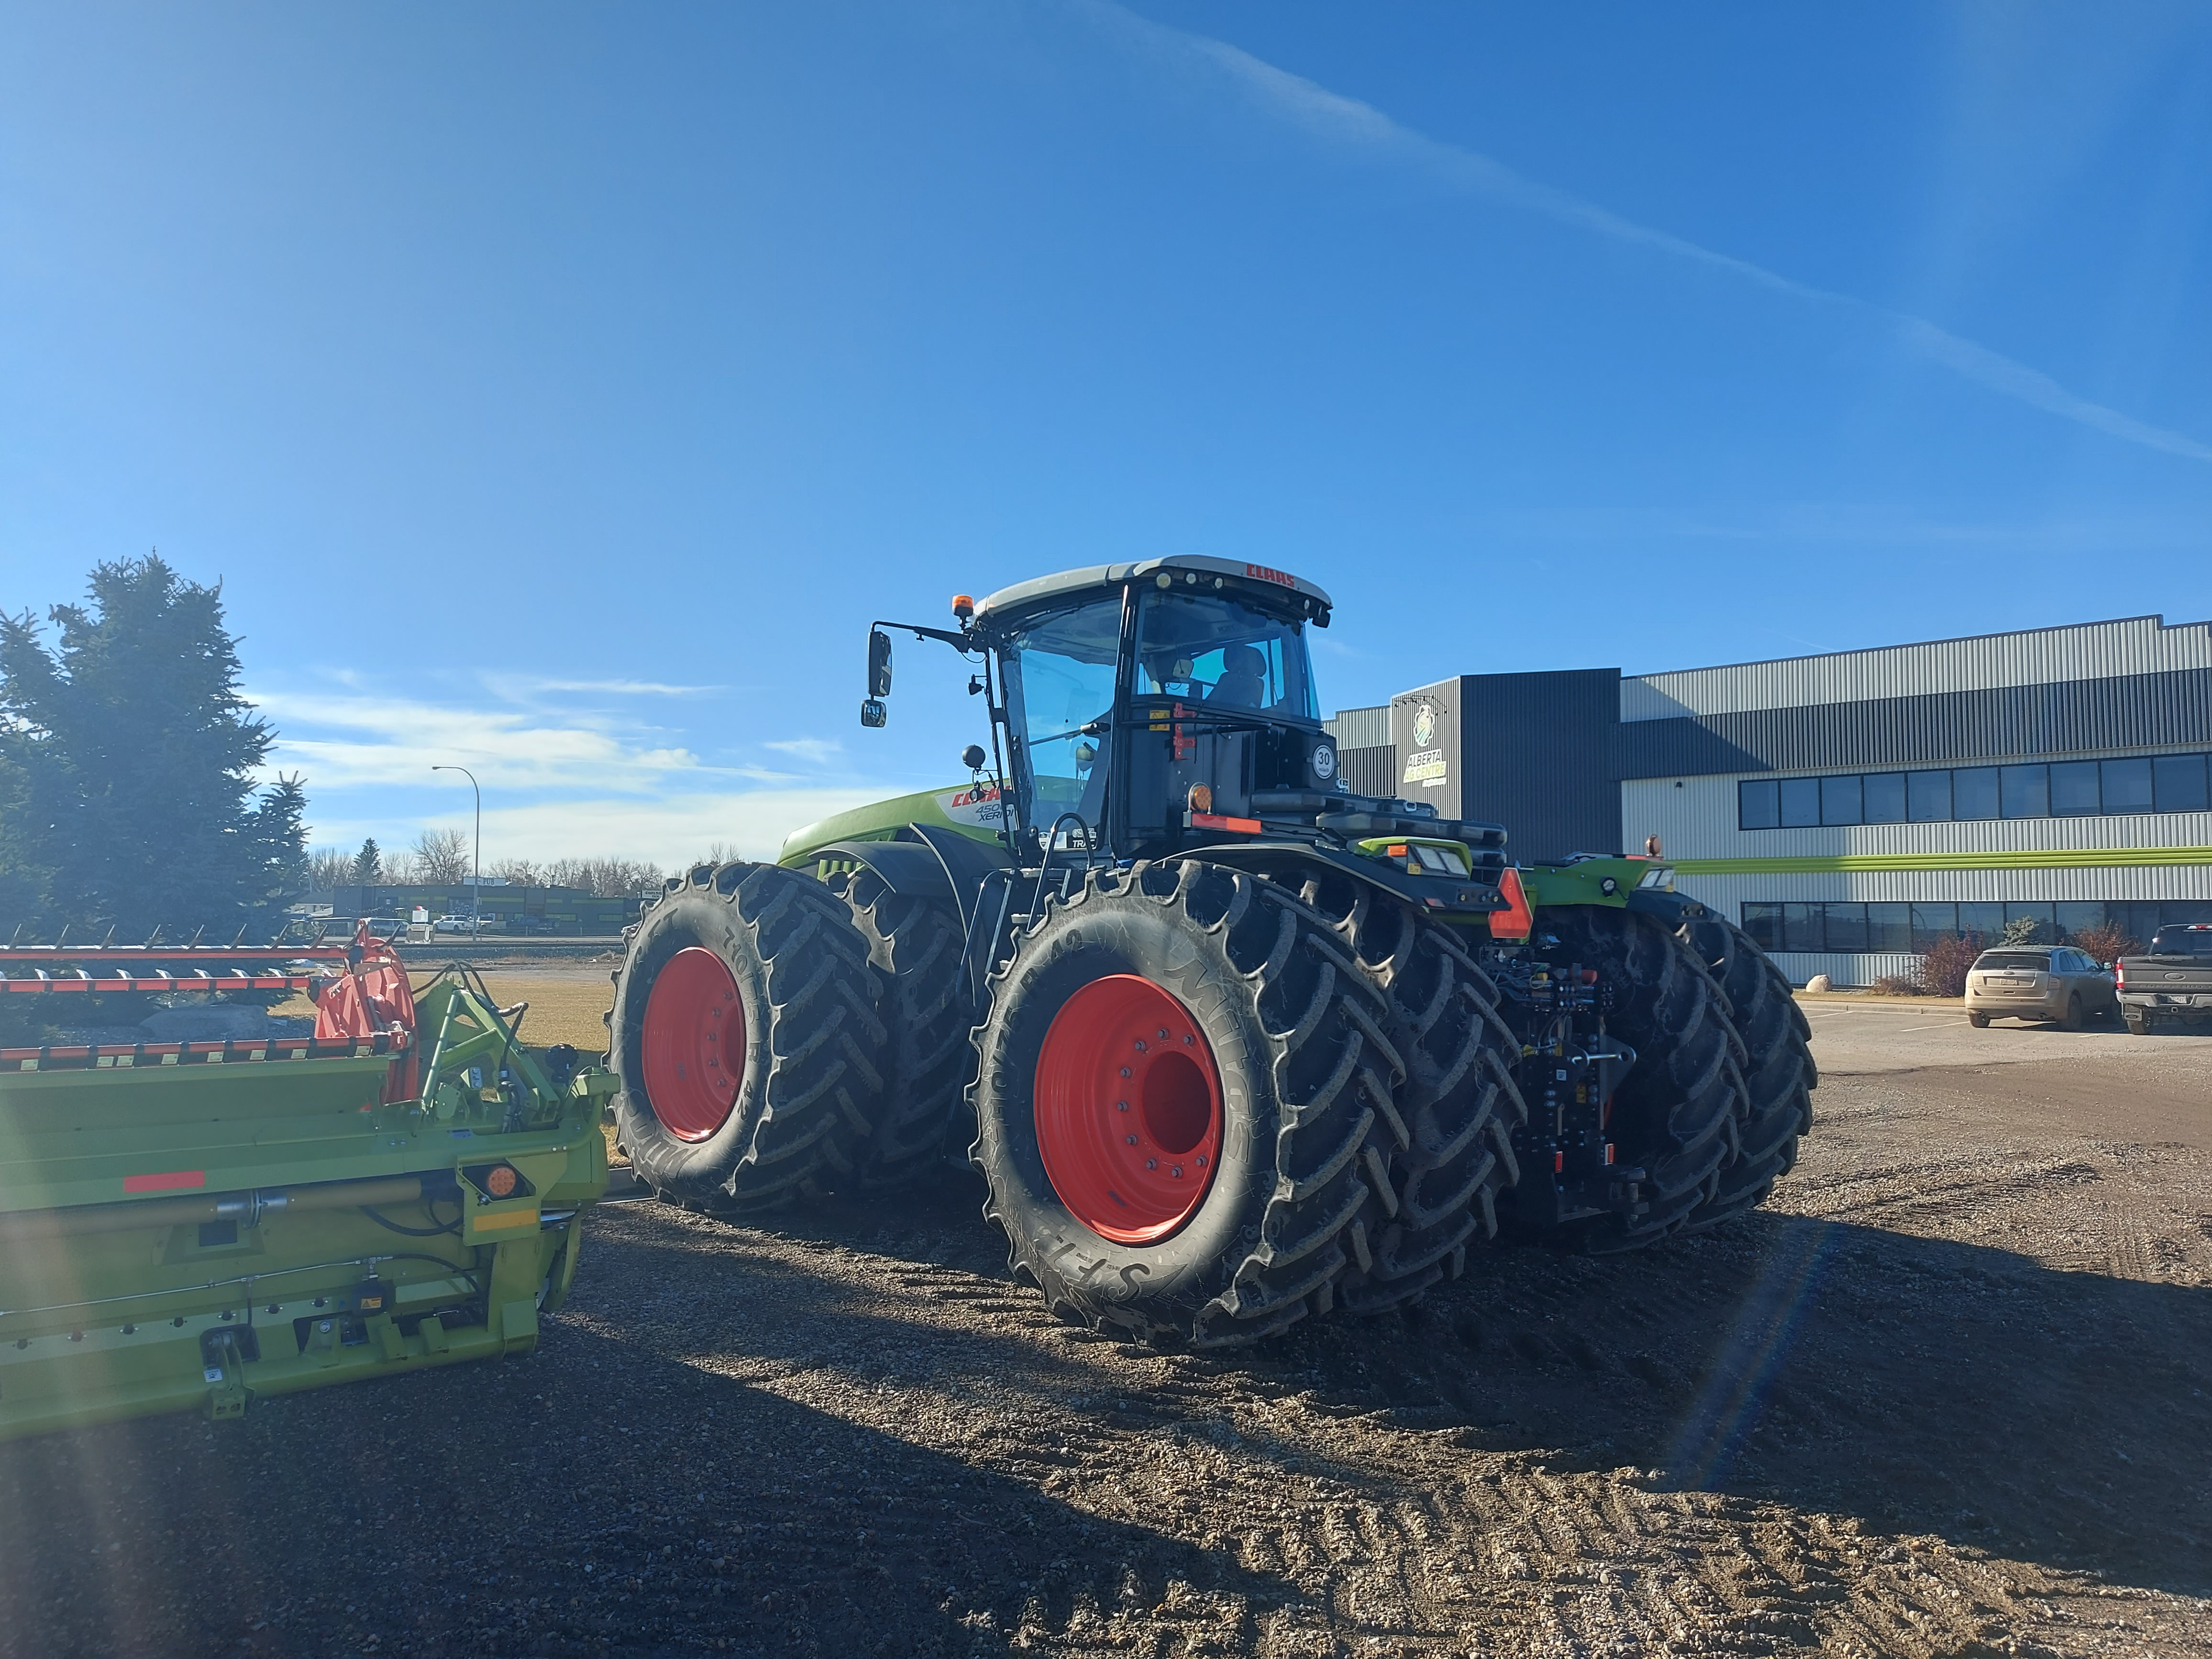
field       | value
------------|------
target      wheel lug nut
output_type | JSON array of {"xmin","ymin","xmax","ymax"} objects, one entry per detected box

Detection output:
[
  {"xmin": 1115, "ymin": 1100, "xmax": 1128, "ymax": 1111},
  {"xmin": 1145, "ymin": 1158, "xmax": 1158, "ymax": 1170},
  {"xmin": 1126, "ymin": 1135, "xmax": 1139, "ymax": 1146},
  {"xmin": 1170, "ymin": 1165, "xmax": 1183, "ymax": 1178},
  {"xmin": 1133, "ymin": 1040, "xmax": 1147, "ymax": 1052},
  {"xmin": 1196, "ymin": 1154, "xmax": 1208, "ymax": 1167},
  {"xmin": 1158, "ymin": 1029, "xmax": 1170, "ymax": 1040},
  {"xmin": 1120, "ymin": 1067, "xmax": 1131, "ymax": 1077}
]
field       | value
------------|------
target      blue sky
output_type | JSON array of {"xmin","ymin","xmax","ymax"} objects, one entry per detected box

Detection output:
[{"xmin": 4, "ymin": 2, "xmax": 2209, "ymax": 868}]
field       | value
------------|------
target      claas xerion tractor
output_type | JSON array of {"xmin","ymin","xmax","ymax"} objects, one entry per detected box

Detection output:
[{"xmin": 608, "ymin": 557, "xmax": 1814, "ymax": 1347}]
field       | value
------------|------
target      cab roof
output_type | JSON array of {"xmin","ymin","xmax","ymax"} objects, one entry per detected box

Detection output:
[{"xmin": 974, "ymin": 555, "xmax": 1333, "ymax": 628}]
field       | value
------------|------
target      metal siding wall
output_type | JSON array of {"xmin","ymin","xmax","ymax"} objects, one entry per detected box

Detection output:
[
  {"xmin": 1618, "ymin": 666, "xmax": 2212, "ymax": 778},
  {"xmin": 1626, "ymin": 613, "xmax": 2212, "ymax": 719},
  {"xmin": 1337, "ymin": 744, "xmax": 1397, "ymax": 797},
  {"xmin": 1458, "ymin": 670, "xmax": 1622, "ymax": 860},
  {"xmin": 1325, "ymin": 705, "xmax": 1391, "ymax": 750}
]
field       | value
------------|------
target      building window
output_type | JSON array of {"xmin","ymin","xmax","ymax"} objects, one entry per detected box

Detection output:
[
  {"xmin": 1958, "ymin": 901, "xmax": 2004, "ymax": 939},
  {"xmin": 1999, "ymin": 763, "xmax": 2049, "ymax": 819},
  {"xmin": 1779, "ymin": 777, "xmax": 1820, "ymax": 828},
  {"xmin": 1823, "ymin": 904, "xmax": 1869, "ymax": 951},
  {"xmin": 1742, "ymin": 902, "xmax": 1781, "ymax": 950},
  {"xmin": 1820, "ymin": 774, "xmax": 1862, "ymax": 826},
  {"xmin": 1867, "ymin": 902, "xmax": 1911, "ymax": 951},
  {"xmin": 2154, "ymin": 753, "xmax": 2209, "ymax": 812},
  {"xmin": 1863, "ymin": 772, "xmax": 1907, "ymax": 823},
  {"xmin": 1778, "ymin": 903, "xmax": 1821, "ymax": 952},
  {"xmin": 2049, "ymin": 760, "xmax": 2100, "ymax": 817},
  {"xmin": 1735, "ymin": 751, "xmax": 2212, "ymax": 831},
  {"xmin": 1738, "ymin": 779, "xmax": 1779, "ymax": 830},
  {"xmin": 2101, "ymin": 756, "xmax": 2154, "ymax": 814},
  {"xmin": 1953, "ymin": 766, "xmax": 2001, "ymax": 820},
  {"xmin": 1908, "ymin": 769, "xmax": 1951, "ymax": 821},
  {"xmin": 1909, "ymin": 904, "xmax": 1957, "ymax": 949},
  {"xmin": 1748, "ymin": 898, "xmax": 2212, "ymax": 952}
]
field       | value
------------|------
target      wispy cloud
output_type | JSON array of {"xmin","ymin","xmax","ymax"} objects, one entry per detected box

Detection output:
[
  {"xmin": 251, "ymin": 671, "xmax": 898, "ymax": 866},
  {"xmin": 307, "ymin": 789, "xmax": 887, "ymax": 868},
  {"xmin": 249, "ymin": 686, "xmax": 704, "ymax": 794},
  {"xmin": 482, "ymin": 675, "xmax": 723, "ymax": 699},
  {"xmin": 762, "ymin": 737, "xmax": 845, "ymax": 766},
  {"xmin": 1092, "ymin": 2, "xmax": 2212, "ymax": 465}
]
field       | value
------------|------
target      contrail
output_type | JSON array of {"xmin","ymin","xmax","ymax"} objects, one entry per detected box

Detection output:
[{"xmin": 1090, "ymin": 3, "xmax": 2212, "ymax": 465}]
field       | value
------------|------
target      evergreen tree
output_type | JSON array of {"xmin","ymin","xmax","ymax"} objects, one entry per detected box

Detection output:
[
  {"xmin": 351, "ymin": 838, "xmax": 384, "ymax": 885},
  {"xmin": 0, "ymin": 555, "xmax": 307, "ymax": 940}
]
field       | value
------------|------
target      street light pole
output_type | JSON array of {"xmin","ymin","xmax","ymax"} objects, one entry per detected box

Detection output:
[{"xmin": 431, "ymin": 765, "xmax": 482, "ymax": 938}]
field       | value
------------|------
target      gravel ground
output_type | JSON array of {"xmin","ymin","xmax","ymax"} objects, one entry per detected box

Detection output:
[{"xmin": 2, "ymin": 1007, "xmax": 2206, "ymax": 1658}]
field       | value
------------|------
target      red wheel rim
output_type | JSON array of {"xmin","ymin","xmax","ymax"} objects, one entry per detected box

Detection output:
[
  {"xmin": 1034, "ymin": 974, "xmax": 1223, "ymax": 1244},
  {"xmin": 640, "ymin": 947, "xmax": 746, "ymax": 1143}
]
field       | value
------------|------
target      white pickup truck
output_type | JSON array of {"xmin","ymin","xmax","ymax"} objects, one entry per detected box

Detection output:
[{"xmin": 2116, "ymin": 924, "xmax": 2212, "ymax": 1034}]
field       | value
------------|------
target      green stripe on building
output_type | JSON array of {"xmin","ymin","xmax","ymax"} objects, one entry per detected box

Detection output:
[{"xmin": 1671, "ymin": 846, "xmax": 2212, "ymax": 876}]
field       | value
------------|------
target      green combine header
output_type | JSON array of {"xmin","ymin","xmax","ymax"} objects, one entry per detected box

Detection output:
[{"xmin": 0, "ymin": 930, "xmax": 611, "ymax": 1439}]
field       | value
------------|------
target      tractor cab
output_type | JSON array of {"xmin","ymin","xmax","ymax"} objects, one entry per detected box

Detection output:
[
  {"xmin": 971, "ymin": 556, "xmax": 1335, "ymax": 860},
  {"xmin": 840, "ymin": 551, "xmax": 1508, "ymax": 933}
]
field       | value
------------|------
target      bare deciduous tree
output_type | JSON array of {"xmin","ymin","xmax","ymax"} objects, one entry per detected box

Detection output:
[
  {"xmin": 543, "ymin": 856, "xmax": 665, "ymax": 897},
  {"xmin": 303, "ymin": 846, "xmax": 355, "ymax": 892},
  {"xmin": 410, "ymin": 827, "xmax": 473, "ymax": 884}
]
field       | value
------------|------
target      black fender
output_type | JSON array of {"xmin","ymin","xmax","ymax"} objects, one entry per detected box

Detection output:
[
  {"xmin": 815, "ymin": 824, "xmax": 1012, "ymax": 934},
  {"xmin": 1624, "ymin": 888, "xmax": 1710, "ymax": 925},
  {"xmin": 1189, "ymin": 839, "xmax": 1506, "ymax": 918}
]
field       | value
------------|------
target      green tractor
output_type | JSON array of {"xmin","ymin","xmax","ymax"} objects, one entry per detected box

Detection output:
[{"xmin": 608, "ymin": 557, "xmax": 1813, "ymax": 1346}]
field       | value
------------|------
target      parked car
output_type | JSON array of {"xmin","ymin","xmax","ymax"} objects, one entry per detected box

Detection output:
[
  {"xmin": 1963, "ymin": 945, "xmax": 2120, "ymax": 1030},
  {"xmin": 432, "ymin": 913, "xmax": 482, "ymax": 934},
  {"xmin": 2116, "ymin": 923, "xmax": 2212, "ymax": 1035}
]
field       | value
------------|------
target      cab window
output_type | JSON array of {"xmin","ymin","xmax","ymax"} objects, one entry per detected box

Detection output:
[
  {"xmin": 1135, "ymin": 592, "xmax": 1319, "ymax": 722},
  {"xmin": 1001, "ymin": 597, "xmax": 1123, "ymax": 827}
]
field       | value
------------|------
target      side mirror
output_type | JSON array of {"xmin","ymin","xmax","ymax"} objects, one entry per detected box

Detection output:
[
  {"xmin": 867, "ymin": 629, "xmax": 894, "ymax": 698},
  {"xmin": 860, "ymin": 699, "xmax": 887, "ymax": 729}
]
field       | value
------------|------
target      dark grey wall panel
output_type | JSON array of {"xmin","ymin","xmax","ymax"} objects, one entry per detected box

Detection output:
[
  {"xmin": 1389, "ymin": 671, "xmax": 1621, "ymax": 861},
  {"xmin": 1618, "ymin": 666, "xmax": 2212, "ymax": 779},
  {"xmin": 1338, "ymin": 743, "xmax": 1397, "ymax": 797}
]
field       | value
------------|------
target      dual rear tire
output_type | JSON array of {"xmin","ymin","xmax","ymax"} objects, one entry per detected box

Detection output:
[
  {"xmin": 611, "ymin": 863, "xmax": 887, "ymax": 1210},
  {"xmin": 968, "ymin": 858, "xmax": 1415, "ymax": 1347}
]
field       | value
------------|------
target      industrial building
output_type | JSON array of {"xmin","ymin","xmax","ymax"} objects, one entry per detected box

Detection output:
[{"xmin": 1324, "ymin": 613, "xmax": 2212, "ymax": 986}]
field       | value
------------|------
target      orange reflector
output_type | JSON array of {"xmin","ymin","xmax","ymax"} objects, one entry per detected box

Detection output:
[
  {"xmin": 1386, "ymin": 843, "xmax": 1409, "ymax": 858},
  {"xmin": 1487, "ymin": 866, "xmax": 1534, "ymax": 940},
  {"xmin": 1188, "ymin": 813, "xmax": 1261, "ymax": 834},
  {"xmin": 485, "ymin": 1164, "xmax": 518, "ymax": 1198}
]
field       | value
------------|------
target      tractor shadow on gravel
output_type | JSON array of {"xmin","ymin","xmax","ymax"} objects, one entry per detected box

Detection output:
[
  {"xmin": 0, "ymin": 1306, "xmax": 1297, "ymax": 1659},
  {"xmin": 702, "ymin": 1180, "xmax": 2212, "ymax": 1603}
]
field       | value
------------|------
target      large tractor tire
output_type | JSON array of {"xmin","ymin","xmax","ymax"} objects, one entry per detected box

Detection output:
[
  {"xmin": 968, "ymin": 858, "xmax": 1406, "ymax": 1348},
  {"xmin": 1516, "ymin": 906, "xmax": 1747, "ymax": 1250},
  {"xmin": 611, "ymin": 862, "xmax": 886, "ymax": 1211},
  {"xmin": 1673, "ymin": 909, "xmax": 1816, "ymax": 1229},
  {"xmin": 831, "ymin": 866, "xmax": 971, "ymax": 1188},
  {"xmin": 1294, "ymin": 874, "xmax": 1527, "ymax": 1312}
]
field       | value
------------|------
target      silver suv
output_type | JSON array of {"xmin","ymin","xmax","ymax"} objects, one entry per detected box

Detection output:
[{"xmin": 1965, "ymin": 945, "xmax": 2120, "ymax": 1030}]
